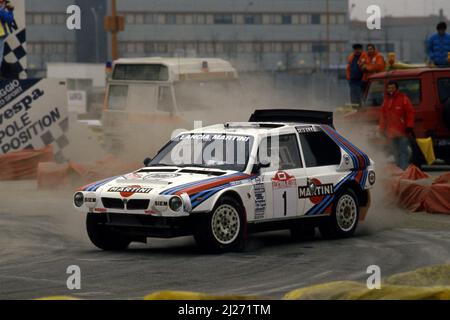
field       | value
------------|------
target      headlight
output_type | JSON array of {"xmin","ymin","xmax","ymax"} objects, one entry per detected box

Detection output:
[
  {"xmin": 74, "ymin": 192, "xmax": 84, "ymax": 208},
  {"xmin": 169, "ymin": 196, "xmax": 183, "ymax": 212}
]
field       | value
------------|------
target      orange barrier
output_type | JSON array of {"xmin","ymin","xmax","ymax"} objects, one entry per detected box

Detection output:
[
  {"xmin": 37, "ymin": 156, "xmax": 140, "ymax": 190},
  {"xmin": 388, "ymin": 165, "xmax": 450, "ymax": 215},
  {"xmin": 0, "ymin": 146, "xmax": 54, "ymax": 181}
]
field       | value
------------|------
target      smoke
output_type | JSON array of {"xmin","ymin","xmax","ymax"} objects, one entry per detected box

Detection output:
[{"xmin": 335, "ymin": 120, "xmax": 409, "ymax": 234}]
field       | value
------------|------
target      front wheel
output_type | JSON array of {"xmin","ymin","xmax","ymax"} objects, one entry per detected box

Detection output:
[
  {"xmin": 86, "ymin": 213, "xmax": 131, "ymax": 251},
  {"xmin": 319, "ymin": 189, "xmax": 359, "ymax": 239},
  {"xmin": 194, "ymin": 196, "xmax": 246, "ymax": 253}
]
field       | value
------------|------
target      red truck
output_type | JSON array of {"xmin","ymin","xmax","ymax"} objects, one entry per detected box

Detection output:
[{"xmin": 342, "ymin": 67, "xmax": 450, "ymax": 164}]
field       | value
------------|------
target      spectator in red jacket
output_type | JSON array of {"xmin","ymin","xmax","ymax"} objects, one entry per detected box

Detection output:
[{"xmin": 379, "ymin": 81, "xmax": 415, "ymax": 170}]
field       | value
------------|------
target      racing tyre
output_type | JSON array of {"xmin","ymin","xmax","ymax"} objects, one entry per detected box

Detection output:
[
  {"xmin": 319, "ymin": 189, "xmax": 359, "ymax": 239},
  {"xmin": 86, "ymin": 213, "xmax": 131, "ymax": 251},
  {"xmin": 194, "ymin": 196, "xmax": 246, "ymax": 253}
]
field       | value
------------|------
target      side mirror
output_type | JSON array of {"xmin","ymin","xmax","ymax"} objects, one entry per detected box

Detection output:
[
  {"xmin": 252, "ymin": 160, "xmax": 271, "ymax": 174},
  {"xmin": 143, "ymin": 157, "xmax": 152, "ymax": 167}
]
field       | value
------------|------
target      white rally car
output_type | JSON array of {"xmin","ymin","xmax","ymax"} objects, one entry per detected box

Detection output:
[{"xmin": 74, "ymin": 110, "xmax": 375, "ymax": 252}]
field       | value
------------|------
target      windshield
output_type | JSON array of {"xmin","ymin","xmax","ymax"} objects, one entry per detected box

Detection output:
[{"xmin": 149, "ymin": 133, "xmax": 254, "ymax": 172}]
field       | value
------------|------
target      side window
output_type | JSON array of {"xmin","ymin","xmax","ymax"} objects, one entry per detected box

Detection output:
[
  {"xmin": 258, "ymin": 134, "xmax": 303, "ymax": 170},
  {"xmin": 157, "ymin": 86, "xmax": 175, "ymax": 113},
  {"xmin": 364, "ymin": 80, "xmax": 385, "ymax": 107},
  {"xmin": 299, "ymin": 131, "xmax": 341, "ymax": 167},
  {"xmin": 397, "ymin": 79, "xmax": 421, "ymax": 106},
  {"xmin": 437, "ymin": 78, "xmax": 450, "ymax": 104}
]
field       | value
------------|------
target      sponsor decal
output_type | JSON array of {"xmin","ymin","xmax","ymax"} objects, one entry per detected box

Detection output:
[
  {"xmin": 144, "ymin": 173, "xmax": 180, "ymax": 180},
  {"xmin": 272, "ymin": 171, "xmax": 298, "ymax": 217},
  {"xmin": 368, "ymin": 171, "xmax": 376, "ymax": 185},
  {"xmin": 178, "ymin": 133, "xmax": 250, "ymax": 142},
  {"xmin": 108, "ymin": 185, "xmax": 152, "ymax": 198},
  {"xmin": 296, "ymin": 126, "xmax": 318, "ymax": 134},
  {"xmin": 254, "ymin": 182, "xmax": 266, "ymax": 220},
  {"xmin": 153, "ymin": 197, "xmax": 169, "ymax": 211},
  {"xmin": 343, "ymin": 154, "xmax": 351, "ymax": 165},
  {"xmin": 123, "ymin": 173, "xmax": 143, "ymax": 180},
  {"xmin": 272, "ymin": 171, "xmax": 296, "ymax": 189},
  {"xmin": 299, "ymin": 178, "xmax": 335, "ymax": 204}
]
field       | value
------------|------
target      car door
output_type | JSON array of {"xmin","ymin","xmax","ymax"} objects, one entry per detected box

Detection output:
[
  {"xmin": 297, "ymin": 127, "xmax": 343, "ymax": 217},
  {"xmin": 258, "ymin": 134, "xmax": 307, "ymax": 219}
]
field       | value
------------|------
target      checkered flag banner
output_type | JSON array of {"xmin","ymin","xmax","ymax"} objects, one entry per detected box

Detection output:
[{"xmin": 3, "ymin": 28, "xmax": 27, "ymax": 79}]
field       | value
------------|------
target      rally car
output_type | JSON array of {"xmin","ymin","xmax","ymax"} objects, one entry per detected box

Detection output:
[{"xmin": 74, "ymin": 109, "xmax": 375, "ymax": 252}]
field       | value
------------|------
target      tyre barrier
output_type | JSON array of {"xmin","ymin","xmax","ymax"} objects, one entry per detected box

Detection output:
[
  {"xmin": 386, "ymin": 165, "xmax": 450, "ymax": 215},
  {"xmin": 0, "ymin": 145, "xmax": 53, "ymax": 181},
  {"xmin": 36, "ymin": 156, "xmax": 140, "ymax": 190}
]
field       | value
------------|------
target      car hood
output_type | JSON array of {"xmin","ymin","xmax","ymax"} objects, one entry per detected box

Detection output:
[{"xmin": 82, "ymin": 167, "xmax": 250, "ymax": 197}]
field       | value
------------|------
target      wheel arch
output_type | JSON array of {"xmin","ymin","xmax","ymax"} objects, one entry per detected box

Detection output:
[{"xmin": 340, "ymin": 179, "xmax": 369, "ymax": 207}]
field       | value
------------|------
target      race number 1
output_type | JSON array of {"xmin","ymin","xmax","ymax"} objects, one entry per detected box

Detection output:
[{"xmin": 272, "ymin": 171, "xmax": 297, "ymax": 218}]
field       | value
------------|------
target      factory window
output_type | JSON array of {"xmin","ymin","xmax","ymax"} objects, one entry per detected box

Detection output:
[
  {"xmin": 157, "ymin": 43, "xmax": 168, "ymax": 53},
  {"xmin": 33, "ymin": 14, "xmax": 43, "ymax": 25},
  {"xmin": 196, "ymin": 14, "xmax": 206, "ymax": 24},
  {"xmin": 283, "ymin": 43, "xmax": 293, "ymax": 53},
  {"xmin": 125, "ymin": 13, "xmax": 135, "ymax": 24},
  {"xmin": 337, "ymin": 14, "xmax": 346, "ymax": 24},
  {"xmin": 214, "ymin": 14, "xmax": 233, "ymax": 24},
  {"xmin": 145, "ymin": 43, "xmax": 156, "ymax": 53},
  {"xmin": 157, "ymin": 14, "xmax": 166, "ymax": 24},
  {"xmin": 263, "ymin": 42, "xmax": 272, "ymax": 52},
  {"xmin": 320, "ymin": 14, "xmax": 329, "ymax": 24},
  {"xmin": 126, "ymin": 43, "xmax": 136, "ymax": 54},
  {"xmin": 274, "ymin": 43, "xmax": 283, "ymax": 53},
  {"xmin": 244, "ymin": 14, "xmax": 254, "ymax": 24},
  {"xmin": 274, "ymin": 15, "xmax": 282, "ymax": 24},
  {"xmin": 145, "ymin": 13, "xmax": 155, "ymax": 24},
  {"xmin": 206, "ymin": 14, "xmax": 214, "ymax": 24},
  {"xmin": 262, "ymin": 14, "xmax": 272, "ymax": 24},
  {"xmin": 312, "ymin": 44, "xmax": 326, "ymax": 53},
  {"xmin": 281, "ymin": 15, "xmax": 292, "ymax": 25},
  {"xmin": 136, "ymin": 42, "xmax": 145, "ymax": 54},
  {"xmin": 301, "ymin": 43, "xmax": 311, "ymax": 52},
  {"xmin": 300, "ymin": 14, "xmax": 310, "ymax": 24},
  {"xmin": 135, "ymin": 13, "xmax": 145, "ymax": 24},
  {"xmin": 329, "ymin": 43, "xmax": 337, "ymax": 52},
  {"xmin": 215, "ymin": 42, "xmax": 224, "ymax": 54},
  {"xmin": 166, "ymin": 14, "xmax": 176, "ymax": 24},
  {"xmin": 56, "ymin": 14, "xmax": 66, "ymax": 24},
  {"xmin": 235, "ymin": 14, "xmax": 244, "ymax": 24},
  {"xmin": 176, "ymin": 14, "xmax": 184, "ymax": 24},
  {"xmin": 185, "ymin": 14, "xmax": 194, "ymax": 24},
  {"xmin": 311, "ymin": 14, "xmax": 321, "ymax": 25},
  {"xmin": 197, "ymin": 43, "xmax": 207, "ymax": 54},
  {"xmin": 329, "ymin": 14, "xmax": 337, "ymax": 24}
]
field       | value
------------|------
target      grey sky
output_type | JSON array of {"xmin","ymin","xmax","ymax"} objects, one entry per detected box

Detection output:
[{"xmin": 350, "ymin": 0, "xmax": 450, "ymax": 19}]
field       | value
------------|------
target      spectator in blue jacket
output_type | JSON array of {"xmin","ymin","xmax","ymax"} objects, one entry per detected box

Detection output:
[
  {"xmin": 0, "ymin": 0, "xmax": 14, "ymax": 72},
  {"xmin": 427, "ymin": 22, "xmax": 450, "ymax": 67}
]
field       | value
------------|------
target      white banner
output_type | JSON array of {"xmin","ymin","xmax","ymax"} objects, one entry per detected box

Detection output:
[{"xmin": 0, "ymin": 79, "xmax": 69, "ymax": 160}]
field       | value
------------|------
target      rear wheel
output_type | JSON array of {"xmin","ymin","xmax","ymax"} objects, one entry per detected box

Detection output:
[
  {"xmin": 86, "ymin": 213, "xmax": 131, "ymax": 251},
  {"xmin": 319, "ymin": 189, "xmax": 359, "ymax": 239},
  {"xmin": 194, "ymin": 196, "xmax": 246, "ymax": 253}
]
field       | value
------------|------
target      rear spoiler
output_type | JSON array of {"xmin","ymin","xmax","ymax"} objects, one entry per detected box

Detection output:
[{"xmin": 249, "ymin": 109, "xmax": 334, "ymax": 128}]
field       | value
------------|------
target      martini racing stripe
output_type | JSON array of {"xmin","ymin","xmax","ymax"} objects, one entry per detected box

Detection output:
[
  {"xmin": 79, "ymin": 176, "xmax": 119, "ymax": 192},
  {"xmin": 321, "ymin": 126, "xmax": 360, "ymax": 169},
  {"xmin": 305, "ymin": 170, "xmax": 358, "ymax": 216},
  {"xmin": 160, "ymin": 172, "xmax": 241, "ymax": 195},
  {"xmin": 322, "ymin": 125, "xmax": 370, "ymax": 169},
  {"xmin": 161, "ymin": 172, "xmax": 250, "ymax": 196}
]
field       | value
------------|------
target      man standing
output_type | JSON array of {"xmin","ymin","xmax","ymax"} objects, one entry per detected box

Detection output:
[
  {"xmin": 379, "ymin": 81, "xmax": 415, "ymax": 170},
  {"xmin": 362, "ymin": 44, "xmax": 385, "ymax": 89},
  {"xmin": 427, "ymin": 22, "xmax": 450, "ymax": 67},
  {"xmin": 346, "ymin": 44, "xmax": 367, "ymax": 107},
  {"xmin": 0, "ymin": 0, "xmax": 14, "ymax": 72}
]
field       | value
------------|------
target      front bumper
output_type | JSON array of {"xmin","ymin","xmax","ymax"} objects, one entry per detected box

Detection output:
[{"xmin": 104, "ymin": 212, "xmax": 194, "ymax": 238}]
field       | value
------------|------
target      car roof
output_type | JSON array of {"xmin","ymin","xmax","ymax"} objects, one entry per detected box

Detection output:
[
  {"xmin": 370, "ymin": 67, "xmax": 450, "ymax": 79},
  {"xmin": 186, "ymin": 122, "xmax": 323, "ymax": 136}
]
